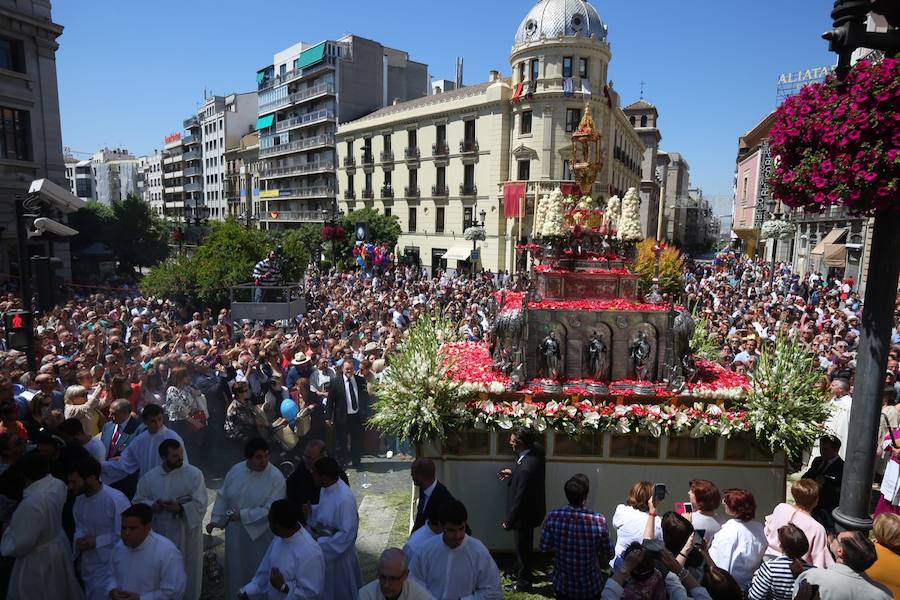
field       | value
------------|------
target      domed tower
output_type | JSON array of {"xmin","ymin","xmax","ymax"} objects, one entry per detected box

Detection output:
[{"xmin": 508, "ymin": 0, "xmax": 642, "ymax": 207}]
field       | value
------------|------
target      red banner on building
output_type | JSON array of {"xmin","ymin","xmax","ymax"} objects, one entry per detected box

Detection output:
[{"xmin": 503, "ymin": 181, "xmax": 526, "ymax": 218}]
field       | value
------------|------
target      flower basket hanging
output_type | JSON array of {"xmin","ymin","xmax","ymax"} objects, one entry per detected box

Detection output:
[{"xmin": 760, "ymin": 219, "xmax": 796, "ymax": 240}]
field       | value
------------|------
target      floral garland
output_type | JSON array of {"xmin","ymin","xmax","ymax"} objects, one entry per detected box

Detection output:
[
  {"xmin": 617, "ymin": 188, "xmax": 643, "ymax": 242},
  {"xmin": 463, "ymin": 225, "xmax": 486, "ymax": 241},
  {"xmin": 760, "ymin": 219, "xmax": 796, "ymax": 240},
  {"xmin": 768, "ymin": 58, "xmax": 899, "ymax": 214},
  {"xmin": 605, "ymin": 195, "xmax": 621, "ymax": 233}
]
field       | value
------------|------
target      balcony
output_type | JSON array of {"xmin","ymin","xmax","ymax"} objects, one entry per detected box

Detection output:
[
  {"xmin": 343, "ymin": 190, "xmax": 355, "ymax": 200},
  {"xmin": 361, "ymin": 189, "xmax": 374, "ymax": 200},
  {"xmin": 459, "ymin": 184, "xmax": 477, "ymax": 196},
  {"xmin": 261, "ymin": 186, "xmax": 335, "ymax": 200},
  {"xmin": 380, "ymin": 150, "xmax": 394, "ymax": 164},
  {"xmin": 258, "ymin": 134, "xmax": 335, "ymax": 158},
  {"xmin": 274, "ymin": 109, "xmax": 335, "ymax": 133},
  {"xmin": 342, "ymin": 156, "xmax": 356, "ymax": 168},
  {"xmin": 184, "ymin": 182, "xmax": 203, "ymax": 193},
  {"xmin": 404, "ymin": 186, "xmax": 420, "ymax": 198},
  {"xmin": 459, "ymin": 139, "xmax": 479, "ymax": 153},
  {"xmin": 404, "ymin": 147, "xmax": 420, "ymax": 161},
  {"xmin": 258, "ymin": 83, "xmax": 336, "ymax": 114},
  {"xmin": 183, "ymin": 149, "xmax": 201, "ymax": 161},
  {"xmin": 258, "ymin": 160, "xmax": 334, "ymax": 179},
  {"xmin": 432, "ymin": 142, "xmax": 449, "ymax": 157},
  {"xmin": 381, "ymin": 185, "xmax": 394, "ymax": 199},
  {"xmin": 183, "ymin": 115, "xmax": 199, "ymax": 128},
  {"xmin": 256, "ymin": 210, "xmax": 329, "ymax": 223},
  {"xmin": 361, "ymin": 152, "xmax": 374, "ymax": 167},
  {"xmin": 183, "ymin": 135, "xmax": 201, "ymax": 146},
  {"xmin": 432, "ymin": 184, "xmax": 449, "ymax": 197},
  {"xmin": 182, "ymin": 166, "xmax": 202, "ymax": 177}
]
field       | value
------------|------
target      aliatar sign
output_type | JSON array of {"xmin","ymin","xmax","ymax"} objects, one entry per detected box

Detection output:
[{"xmin": 164, "ymin": 133, "xmax": 182, "ymax": 144}]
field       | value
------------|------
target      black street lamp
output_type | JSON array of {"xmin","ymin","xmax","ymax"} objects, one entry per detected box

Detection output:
[
  {"xmin": 471, "ymin": 208, "xmax": 486, "ymax": 274},
  {"xmin": 766, "ymin": 199, "xmax": 782, "ymax": 289}
]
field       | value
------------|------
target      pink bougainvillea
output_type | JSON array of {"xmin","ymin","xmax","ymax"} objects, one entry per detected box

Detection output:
[{"xmin": 768, "ymin": 58, "xmax": 900, "ymax": 214}]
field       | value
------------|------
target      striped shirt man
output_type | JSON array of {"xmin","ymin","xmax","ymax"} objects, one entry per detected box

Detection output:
[
  {"xmin": 748, "ymin": 556, "xmax": 811, "ymax": 600},
  {"xmin": 252, "ymin": 255, "xmax": 281, "ymax": 286}
]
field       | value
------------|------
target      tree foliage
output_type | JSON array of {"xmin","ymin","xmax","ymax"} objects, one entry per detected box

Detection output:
[
  {"xmin": 369, "ymin": 314, "xmax": 464, "ymax": 446},
  {"xmin": 633, "ymin": 239, "xmax": 685, "ymax": 296},
  {"xmin": 334, "ymin": 208, "xmax": 401, "ymax": 263},
  {"xmin": 738, "ymin": 334, "xmax": 831, "ymax": 458}
]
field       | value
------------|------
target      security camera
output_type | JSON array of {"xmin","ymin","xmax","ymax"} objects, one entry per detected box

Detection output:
[
  {"xmin": 32, "ymin": 217, "xmax": 78, "ymax": 237},
  {"xmin": 28, "ymin": 179, "xmax": 86, "ymax": 213}
]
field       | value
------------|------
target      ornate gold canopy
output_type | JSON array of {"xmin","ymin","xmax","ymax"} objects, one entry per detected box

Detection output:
[{"xmin": 570, "ymin": 104, "xmax": 603, "ymax": 196}]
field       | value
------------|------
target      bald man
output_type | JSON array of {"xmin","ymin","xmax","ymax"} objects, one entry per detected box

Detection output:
[
  {"xmin": 411, "ymin": 458, "xmax": 454, "ymax": 532},
  {"xmin": 358, "ymin": 548, "xmax": 431, "ymax": 600}
]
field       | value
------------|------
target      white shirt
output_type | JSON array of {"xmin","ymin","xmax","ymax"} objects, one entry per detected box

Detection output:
[
  {"xmin": 73, "ymin": 484, "xmax": 131, "ymax": 600},
  {"xmin": 83, "ymin": 437, "xmax": 106, "ymax": 463},
  {"xmin": 107, "ymin": 531, "xmax": 187, "ymax": 599},
  {"xmin": 343, "ymin": 376, "xmax": 359, "ymax": 415},
  {"xmin": 611, "ymin": 504, "xmax": 662, "ymax": 565},
  {"xmin": 241, "ymin": 527, "xmax": 325, "ymax": 600},
  {"xmin": 690, "ymin": 511, "xmax": 724, "ymax": 544},
  {"xmin": 708, "ymin": 518, "xmax": 766, "ymax": 592},
  {"xmin": 101, "ymin": 425, "xmax": 187, "ymax": 484},
  {"xmin": 404, "ymin": 525, "xmax": 440, "ymax": 566},
  {"xmin": 409, "ymin": 534, "xmax": 502, "ymax": 600},
  {"xmin": 358, "ymin": 578, "xmax": 432, "ymax": 600}
]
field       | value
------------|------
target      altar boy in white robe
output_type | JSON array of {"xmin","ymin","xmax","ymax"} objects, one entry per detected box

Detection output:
[
  {"xmin": 409, "ymin": 499, "xmax": 502, "ymax": 600},
  {"xmin": 310, "ymin": 456, "xmax": 362, "ymax": 600},
  {"xmin": 108, "ymin": 503, "xmax": 187, "ymax": 599},
  {"xmin": 0, "ymin": 453, "xmax": 83, "ymax": 599},
  {"xmin": 239, "ymin": 499, "xmax": 325, "ymax": 600},
  {"xmin": 102, "ymin": 403, "xmax": 187, "ymax": 485},
  {"xmin": 134, "ymin": 438, "xmax": 207, "ymax": 600},
  {"xmin": 208, "ymin": 438, "xmax": 286, "ymax": 600},
  {"xmin": 68, "ymin": 457, "xmax": 131, "ymax": 600}
]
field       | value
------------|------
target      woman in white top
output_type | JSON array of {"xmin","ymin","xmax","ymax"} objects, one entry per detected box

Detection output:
[
  {"xmin": 708, "ymin": 488, "xmax": 767, "ymax": 593},
  {"xmin": 686, "ymin": 478, "xmax": 725, "ymax": 544},
  {"xmin": 611, "ymin": 481, "xmax": 662, "ymax": 567}
]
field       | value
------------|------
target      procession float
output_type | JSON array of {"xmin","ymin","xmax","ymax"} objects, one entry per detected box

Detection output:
[{"xmin": 373, "ymin": 106, "xmax": 826, "ymax": 550}]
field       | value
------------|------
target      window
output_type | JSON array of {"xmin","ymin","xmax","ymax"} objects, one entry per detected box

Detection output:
[
  {"xmin": 520, "ymin": 110, "xmax": 532, "ymax": 135},
  {"xmin": 346, "ymin": 140, "xmax": 352, "ymax": 157},
  {"xmin": 436, "ymin": 166, "xmax": 446, "ymax": 188},
  {"xmin": 0, "ymin": 107, "xmax": 30, "ymax": 161},
  {"xmin": 365, "ymin": 172, "xmax": 372, "ymax": 192},
  {"xmin": 436, "ymin": 124, "xmax": 446, "ymax": 144},
  {"xmin": 279, "ymin": 64, "xmax": 286, "ymax": 78},
  {"xmin": 384, "ymin": 171, "xmax": 392, "ymax": 186},
  {"xmin": 463, "ymin": 207, "xmax": 473, "ymax": 230},
  {"xmin": 75, "ymin": 179, "xmax": 92, "ymax": 198},
  {"xmin": 517, "ymin": 62, "xmax": 526, "ymax": 83},
  {"xmin": 408, "ymin": 129, "xmax": 417, "ymax": 148},
  {"xmin": 565, "ymin": 108, "xmax": 580, "ymax": 132},
  {"xmin": 384, "ymin": 207, "xmax": 391, "ymax": 218},
  {"xmin": 464, "ymin": 120, "xmax": 475, "ymax": 142},
  {"xmin": 517, "ymin": 160, "xmax": 530, "ymax": 181},
  {"xmin": 383, "ymin": 134, "xmax": 391, "ymax": 152},
  {"xmin": 463, "ymin": 164, "xmax": 475, "ymax": 188},
  {"xmin": 562, "ymin": 56, "xmax": 573, "ymax": 78},
  {"xmin": 640, "ymin": 115, "xmax": 648, "ymax": 127},
  {"xmin": 629, "ymin": 115, "xmax": 636, "ymax": 126},
  {"xmin": 530, "ymin": 59, "xmax": 539, "ymax": 82},
  {"xmin": 0, "ymin": 39, "xmax": 24, "ymax": 73},
  {"xmin": 578, "ymin": 57, "xmax": 589, "ymax": 79},
  {"xmin": 436, "ymin": 207, "xmax": 445, "ymax": 233},
  {"xmin": 408, "ymin": 207, "xmax": 417, "ymax": 232},
  {"xmin": 409, "ymin": 168, "xmax": 417, "ymax": 190},
  {"xmin": 563, "ymin": 160, "xmax": 572, "ymax": 180}
]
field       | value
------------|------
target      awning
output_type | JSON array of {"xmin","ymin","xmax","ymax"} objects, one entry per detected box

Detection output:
[
  {"xmin": 441, "ymin": 242, "xmax": 473, "ymax": 262},
  {"xmin": 256, "ymin": 70, "xmax": 267, "ymax": 84},
  {"xmin": 824, "ymin": 243, "xmax": 847, "ymax": 267},
  {"xmin": 255, "ymin": 114, "xmax": 274, "ymax": 130},
  {"xmin": 810, "ymin": 227, "xmax": 847, "ymax": 255},
  {"xmin": 296, "ymin": 42, "xmax": 326, "ymax": 71}
]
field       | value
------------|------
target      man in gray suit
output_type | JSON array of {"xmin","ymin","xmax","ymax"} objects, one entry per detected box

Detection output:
[
  {"xmin": 99, "ymin": 399, "xmax": 145, "ymax": 498},
  {"xmin": 794, "ymin": 531, "xmax": 891, "ymax": 599}
]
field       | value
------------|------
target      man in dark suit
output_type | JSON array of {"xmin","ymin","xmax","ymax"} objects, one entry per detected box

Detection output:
[
  {"xmin": 802, "ymin": 434, "xmax": 844, "ymax": 532},
  {"xmin": 286, "ymin": 439, "xmax": 348, "ymax": 510},
  {"xmin": 411, "ymin": 458, "xmax": 455, "ymax": 532},
  {"xmin": 498, "ymin": 427, "xmax": 546, "ymax": 593},
  {"xmin": 99, "ymin": 399, "xmax": 145, "ymax": 498},
  {"xmin": 325, "ymin": 360, "xmax": 369, "ymax": 469}
]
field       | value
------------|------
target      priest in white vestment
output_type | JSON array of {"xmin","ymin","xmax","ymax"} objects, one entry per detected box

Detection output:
[
  {"xmin": 359, "ymin": 548, "xmax": 432, "ymax": 600},
  {"xmin": 68, "ymin": 457, "xmax": 131, "ymax": 600},
  {"xmin": 409, "ymin": 499, "xmax": 502, "ymax": 600},
  {"xmin": 108, "ymin": 503, "xmax": 187, "ymax": 599},
  {"xmin": 239, "ymin": 499, "xmax": 325, "ymax": 600},
  {"xmin": 0, "ymin": 453, "xmax": 83, "ymax": 600},
  {"xmin": 209, "ymin": 438, "xmax": 286, "ymax": 600},
  {"xmin": 309, "ymin": 456, "xmax": 362, "ymax": 600},
  {"xmin": 403, "ymin": 512, "xmax": 441, "ymax": 566},
  {"xmin": 102, "ymin": 404, "xmax": 187, "ymax": 484},
  {"xmin": 134, "ymin": 438, "xmax": 207, "ymax": 600}
]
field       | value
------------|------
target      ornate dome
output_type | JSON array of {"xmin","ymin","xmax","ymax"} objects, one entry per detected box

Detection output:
[{"xmin": 514, "ymin": 0, "xmax": 608, "ymax": 46}]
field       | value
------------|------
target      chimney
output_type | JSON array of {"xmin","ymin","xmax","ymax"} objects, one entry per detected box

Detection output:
[
  {"xmin": 489, "ymin": 69, "xmax": 500, "ymax": 82},
  {"xmin": 456, "ymin": 57, "xmax": 464, "ymax": 88}
]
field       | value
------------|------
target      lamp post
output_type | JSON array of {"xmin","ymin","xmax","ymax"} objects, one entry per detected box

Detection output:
[
  {"xmin": 766, "ymin": 199, "xmax": 781, "ymax": 289},
  {"xmin": 820, "ymin": 0, "xmax": 900, "ymax": 533},
  {"xmin": 471, "ymin": 208, "xmax": 486, "ymax": 275}
]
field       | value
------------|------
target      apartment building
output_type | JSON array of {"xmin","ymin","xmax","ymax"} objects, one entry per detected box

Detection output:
[
  {"xmin": 255, "ymin": 35, "xmax": 427, "ymax": 230},
  {"xmin": 143, "ymin": 150, "xmax": 164, "ymax": 215},
  {"xmin": 161, "ymin": 134, "xmax": 185, "ymax": 219},
  {"xmin": 224, "ymin": 131, "xmax": 260, "ymax": 223}
]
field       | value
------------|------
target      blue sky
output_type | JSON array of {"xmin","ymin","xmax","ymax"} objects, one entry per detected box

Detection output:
[{"xmin": 55, "ymin": 0, "xmax": 836, "ymax": 201}]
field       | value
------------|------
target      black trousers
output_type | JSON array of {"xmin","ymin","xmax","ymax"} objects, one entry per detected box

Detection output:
[
  {"xmin": 514, "ymin": 526, "xmax": 535, "ymax": 584},
  {"xmin": 335, "ymin": 413, "xmax": 363, "ymax": 467}
]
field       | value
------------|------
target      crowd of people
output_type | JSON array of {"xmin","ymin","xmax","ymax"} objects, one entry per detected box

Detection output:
[{"xmin": 0, "ymin": 251, "xmax": 894, "ymax": 598}]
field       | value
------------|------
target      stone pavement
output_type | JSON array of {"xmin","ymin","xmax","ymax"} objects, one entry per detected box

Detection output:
[{"xmin": 199, "ymin": 455, "xmax": 413, "ymax": 598}]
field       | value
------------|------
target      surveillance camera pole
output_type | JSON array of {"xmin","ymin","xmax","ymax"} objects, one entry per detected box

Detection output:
[{"xmin": 13, "ymin": 196, "xmax": 31, "ymax": 312}]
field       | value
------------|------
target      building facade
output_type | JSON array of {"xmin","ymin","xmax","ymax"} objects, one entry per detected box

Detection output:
[
  {"xmin": 0, "ymin": 0, "xmax": 71, "ymax": 282},
  {"xmin": 623, "ymin": 99, "xmax": 661, "ymax": 239},
  {"xmin": 143, "ymin": 150, "xmax": 164, "ymax": 215},
  {"xmin": 337, "ymin": 0, "xmax": 644, "ymax": 274},
  {"xmin": 255, "ymin": 35, "xmax": 427, "ymax": 230},
  {"xmin": 224, "ymin": 132, "xmax": 260, "ymax": 224},
  {"xmin": 161, "ymin": 134, "xmax": 185, "ymax": 219}
]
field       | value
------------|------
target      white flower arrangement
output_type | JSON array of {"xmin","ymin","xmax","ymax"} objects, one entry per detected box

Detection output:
[
  {"xmin": 463, "ymin": 225, "xmax": 486, "ymax": 241},
  {"xmin": 576, "ymin": 195, "xmax": 596, "ymax": 210},
  {"xmin": 605, "ymin": 195, "xmax": 621, "ymax": 232},
  {"xmin": 539, "ymin": 190, "xmax": 565, "ymax": 238},
  {"xmin": 760, "ymin": 219, "xmax": 796, "ymax": 240},
  {"xmin": 617, "ymin": 187, "xmax": 643, "ymax": 242},
  {"xmin": 532, "ymin": 195, "xmax": 549, "ymax": 238}
]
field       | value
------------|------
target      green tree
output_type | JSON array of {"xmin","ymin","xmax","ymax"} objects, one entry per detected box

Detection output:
[
  {"xmin": 140, "ymin": 255, "xmax": 197, "ymax": 305},
  {"xmin": 276, "ymin": 224, "xmax": 321, "ymax": 281},
  {"xmin": 67, "ymin": 202, "xmax": 114, "ymax": 253},
  {"xmin": 335, "ymin": 208, "xmax": 401, "ymax": 264},
  {"xmin": 190, "ymin": 219, "xmax": 271, "ymax": 308},
  {"xmin": 108, "ymin": 196, "xmax": 170, "ymax": 272}
]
